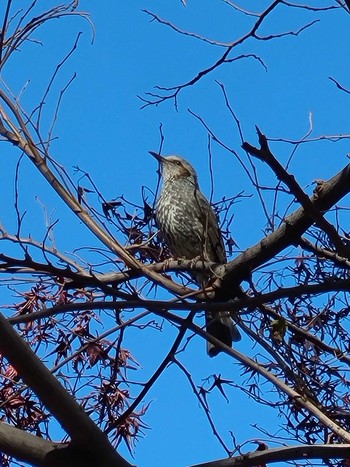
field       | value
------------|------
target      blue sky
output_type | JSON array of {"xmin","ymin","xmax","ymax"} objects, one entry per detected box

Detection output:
[{"xmin": 1, "ymin": 1, "xmax": 350, "ymax": 466}]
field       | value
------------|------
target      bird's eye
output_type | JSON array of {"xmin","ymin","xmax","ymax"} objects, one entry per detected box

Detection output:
[{"xmin": 175, "ymin": 161, "xmax": 181, "ymax": 166}]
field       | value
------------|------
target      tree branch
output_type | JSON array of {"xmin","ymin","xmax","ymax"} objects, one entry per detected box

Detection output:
[
  {"xmin": 242, "ymin": 127, "xmax": 349, "ymax": 257},
  {"xmin": 0, "ymin": 421, "xmax": 88, "ymax": 467},
  {"xmin": 189, "ymin": 443, "xmax": 350, "ymax": 467},
  {"xmin": 155, "ymin": 310, "xmax": 350, "ymax": 444},
  {"xmin": 219, "ymin": 162, "xmax": 350, "ymax": 292}
]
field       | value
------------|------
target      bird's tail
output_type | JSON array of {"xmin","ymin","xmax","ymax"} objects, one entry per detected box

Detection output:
[{"xmin": 206, "ymin": 311, "xmax": 241, "ymax": 357}]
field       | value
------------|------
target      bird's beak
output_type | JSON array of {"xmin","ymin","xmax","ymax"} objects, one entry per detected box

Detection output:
[{"xmin": 149, "ymin": 151, "xmax": 165, "ymax": 163}]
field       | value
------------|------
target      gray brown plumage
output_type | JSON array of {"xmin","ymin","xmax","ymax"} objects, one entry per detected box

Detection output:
[{"xmin": 150, "ymin": 151, "xmax": 240, "ymax": 356}]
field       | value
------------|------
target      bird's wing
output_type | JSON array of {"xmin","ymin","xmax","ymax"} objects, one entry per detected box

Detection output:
[{"xmin": 194, "ymin": 189, "xmax": 227, "ymax": 264}]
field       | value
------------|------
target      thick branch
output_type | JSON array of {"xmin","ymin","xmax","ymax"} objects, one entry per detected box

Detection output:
[
  {"xmin": 0, "ymin": 421, "xmax": 92, "ymax": 467},
  {"xmin": 220, "ymin": 162, "xmax": 350, "ymax": 292},
  {"xmin": 243, "ymin": 127, "xmax": 349, "ymax": 256},
  {"xmin": 189, "ymin": 443, "xmax": 350, "ymax": 467}
]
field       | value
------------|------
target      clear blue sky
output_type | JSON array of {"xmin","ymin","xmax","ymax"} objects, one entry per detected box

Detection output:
[{"xmin": 2, "ymin": 1, "xmax": 350, "ymax": 466}]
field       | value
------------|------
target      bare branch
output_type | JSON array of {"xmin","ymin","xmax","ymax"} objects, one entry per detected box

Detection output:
[
  {"xmin": 329, "ymin": 76, "xmax": 350, "ymax": 95},
  {"xmin": 141, "ymin": 1, "xmax": 320, "ymax": 107}
]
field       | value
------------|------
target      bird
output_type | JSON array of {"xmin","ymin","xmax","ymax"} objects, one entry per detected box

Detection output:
[{"xmin": 150, "ymin": 151, "xmax": 241, "ymax": 357}]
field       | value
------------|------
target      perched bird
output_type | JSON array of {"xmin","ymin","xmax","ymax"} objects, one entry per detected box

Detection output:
[{"xmin": 150, "ymin": 151, "xmax": 241, "ymax": 357}]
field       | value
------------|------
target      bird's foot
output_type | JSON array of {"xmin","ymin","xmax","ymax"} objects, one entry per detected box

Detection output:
[
  {"xmin": 162, "ymin": 257, "xmax": 176, "ymax": 271},
  {"xmin": 188, "ymin": 255, "xmax": 205, "ymax": 272}
]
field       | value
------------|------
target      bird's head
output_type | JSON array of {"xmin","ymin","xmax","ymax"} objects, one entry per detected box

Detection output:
[{"xmin": 149, "ymin": 152, "xmax": 198, "ymax": 185}]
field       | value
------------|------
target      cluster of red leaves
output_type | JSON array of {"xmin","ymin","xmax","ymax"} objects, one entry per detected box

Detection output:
[
  {"xmin": 93, "ymin": 379, "xmax": 150, "ymax": 453},
  {"xmin": 0, "ymin": 358, "xmax": 48, "ymax": 435}
]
